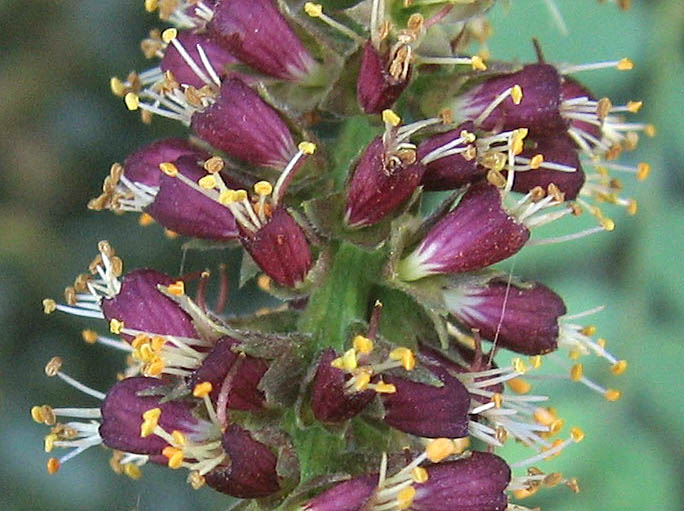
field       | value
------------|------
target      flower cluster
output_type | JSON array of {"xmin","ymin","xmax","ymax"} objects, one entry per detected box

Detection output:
[{"xmin": 35, "ymin": 1, "xmax": 648, "ymax": 510}]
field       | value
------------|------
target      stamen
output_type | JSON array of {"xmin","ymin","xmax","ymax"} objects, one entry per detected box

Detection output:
[
  {"xmin": 44, "ymin": 357, "xmax": 106, "ymax": 400},
  {"xmin": 304, "ymin": 3, "xmax": 365, "ymax": 44},
  {"xmin": 559, "ymin": 57, "xmax": 634, "ymax": 74}
]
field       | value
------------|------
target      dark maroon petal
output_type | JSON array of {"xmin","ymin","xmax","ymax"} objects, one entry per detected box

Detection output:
[
  {"xmin": 414, "ymin": 452, "xmax": 510, "ymax": 511},
  {"xmin": 191, "ymin": 78, "xmax": 296, "ymax": 168},
  {"xmin": 101, "ymin": 269, "xmax": 198, "ymax": 339},
  {"xmin": 445, "ymin": 278, "xmax": 567, "ymax": 355},
  {"xmin": 160, "ymin": 31, "xmax": 238, "ymax": 88},
  {"xmin": 208, "ymin": 0, "xmax": 316, "ymax": 81},
  {"xmin": 239, "ymin": 208, "xmax": 312, "ymax": 288},
  {"xmin": 145, "ymin": 156, "xmax": 239, "ymax": 240},
  {"xmin": 305, "ymin": 474, "xmax": 378, "ymax": 511},
  {"xmin": 357, "ymin": 41, "xmax": 410, "ymax": 114},
  {"xmin": 560, "ymin": 76, "xmax": 602, "ymax": 142},
  {"xmin": 404, "ymin": 182, "xmax": 529, "ymax": 278},
  {"xmin": 511, "ymin": 135, "xmax": 585, "ymax": 199},
  {"xmin": 381, "ymin": 369, "xmax": 470, "ymax": 438},
  {"xmin": 460, "ymin": 64, "xmax": 566, "ymax": 135},
  {"xmin": 99, "ymin": 377, "xmax": 199, "ymax": 455},
  {"xmin": 188, "ymin": 336, "xmax": 267, "ymax": 411},
  {"xmin": 345, "ymin": 136, "xmax": 426, "ymax": 228},
  {"xmin": 311, "ymin": 349, "xmax": 375, "ymax": 423},
  {"xmin": 417, "ymin": 122, "xmax": 481, "ymax": 191},
  {"xmin": 204, "ymin": 424, "xmax": 280, "ymax": 498},
  {"xmin": 122, "ymin": 138, "xmax": 207, "ymax": 187}
]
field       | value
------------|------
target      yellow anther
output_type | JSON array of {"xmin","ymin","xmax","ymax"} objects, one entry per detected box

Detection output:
[
  {"xmin": 341, "ymin": 348, "xmax": 358, "ymax": 371},
  {"xmin": 352, "ymin": 371, "xmax": 371, "ymax": 392},
  {"xmin": 162, "ymin": 28, "xmax": 178, "ymax": 43},
  {"xmin": 616, "ymin": 58, "xmax": 633, "ymax": 70},
  {"xmin": 597, "ymin": 338, "xmax": 607, "ymax": 349},
  {"xmin": 45, "ymin": 357, "xmax": 63, "ymax": 377},
  {"xmin": 138, "ymin": 212, "xmax": 155, "ymax": 226},
  {"xmin": 124, "ymin": 92, "xmax": 140, "ymax": 111},
  {"xmin": 611, "ymin": 360, "xmax": 628, "ymax": 375},
  {"xmin": 31, "ymin": 406, "xmax": 44, "ymax": 424},
  {"xmin": 151, "ymin": 336, "xmax": 165, "ymax": 352},
  {"xmin": 636, "ymin": 162, "xmax": 650, "ymax": 181},
  {"xmin": 512, "ymin": 357, "xmax": 527, "ymax": 374},
  {"xmin": 47, "ymin": 457, "xmax": 60, "ymax": 475},
  {"xmin": 142, "ymin": 408, "xmax": 161, "ymax": 422},
  {"xmin": 626, "ymin": 100, "xmax": 642, "ymax": 113},
  {"xmin": 44, "ymin": 433, "xmax": 57, "ymax": 453},
  {"xmin": 511, "ymin": 128, "xmax": 528, "ymax": 155},
  {"xmin": 81, "ymin": 329, "xmax": 99, "ymax": 344},
  {"xmin": 397, "ymin": 486, "xmax": 416, "ymax": 510},
  {"xmin": 304, "ymin": 2, "xmax": 323, "ymax": 17},
  {"xmin": 145, "ymin": 0, "xmax": 158, "ymax": 13},
  {"xmin": 198, "ymin": 174, "xmax": 217, "ymax": 190},
  {"xmin": 544, "ymin": 439, "xmax": 565, "ymax": 459},
  {"xmin": 543, "ymin": 472, "xmax": 564, "ymax": 487},
  {"xmin": 193, "ymin": 381, "xmax": 213, "ymax": 398},
  {"xmin": 513, "ymin": 487, "xmax": 538, "ymax": 500},
  {"xmin": 570, "ymin": 363, "xmax": 584, "ymax": 382},
  {"xmin": 627, "ymin": 199, "xmax": 638, "ymax": 216},
  {"xmin": 123, "ymin": 463, "xmax": 142, "ymax": 479},
  {"xmin": 168, "ymin": 280, "xmax": 185, "ymax": 296},
  {"xmin": 382, "ymin": 109, "xmax": 401, "ymax": 127},
  {"xmin": 534, "ymin": 407, "xmax": 556, "ymax": 426},
  {"xmin": 140, "ymin": 408, "xmax": 161, "ymax": 437},
  {"xmin": 511, "ymin": 85, "xmax": 523, "ymax": 105},
  {"xmin": 109, "ymin": 318, "xmax": 124, "ymax": 334},
  {"xmin": 390, "ymin": 347, "xmax": 416, "ymax": 371},
  {"xmin": 42, "ymin": 298, "xmax": 57, "ymax": 314},
  {"xmin": 233, "ymin": 189, "xmax": 248, "ymax": 202},
  {"xmin": 131, "ymin": 334, "xmax": 149, "ymax": 350},
  {"xmin": 491, "ymin": 393, "xmax": 503, "ymax": 408},
  {"xmin": 507, "ymin": 377, "xmax": 531, "ymax": 394},
  {"xmin": 189, "ymin": 471, "xmax": 206, "ymax": 489},
  {"xmin": 159, "ymin": 162, "xmax": 179, "ymax": 177},
  {"xmin": 570, "ymin": 427, "xmax": 585, "ymax": 443},
  {"xmin": 299, "ymin": 141, "xmax": 317, "ymax": 154},
  {"xmin": 163, "ymin": 446, "xmax": 185, "ymax": 469},
  {"xmin": 330, "ymin": 357, "xmax": 345, "ymax": 370},
  {"xmin": 254, "ymin": 181, "xmax": 273, "ymax": 196},
  {"xmin": 549, "ymin": 418, "xmax": 565, "ymax": 435},
  {"xmin": 110, "ymin": 77, "xmax": 125, "ymax": 96},
  {"xmin": 218, "ymin": 190, "xmax": 238, "ymax": 205},
  {"xmin": 644, "ymin": 124, "xmax": 656, "ymax": 137},
  {"xmin": 411, "ymin": 467, "xmax": 429, "ymax": 484},
  {"xmin": 529, "ymin": 154, "xmax": 544, "ymax": 169},
  {"xmin": 257, "ymin": 274, "xmax": 271, "ymax": 291},
  {"xmin": 353, "ymin": 335, "xmax": 374, "ymax": 355},
  {"xmin": 600, "ymin": 217, "xmax": 615, "ymax": 231},
  {"xmin": 171, "ymin": 430, "xmax": 187, "ymax": 448},
  {"xmin": 581, "ymin": 325, "xmax": 597, "ymax": 336},
  {"xmin": 529, "ymin": 355, "xmax": 542, "ymax": 369},
  {"xmin": 452, "ymin": 436, "xmax": 470, "ymax": 454},
  {"xmin": 461, "ymin": 130, "xmax": 476, "ymax": 143},
  {"xmin": 373, "ymin": 381, "xmax": 396, "ymax": 394},
  {"xmin": 471, "ymin": 55, "xmax": 487, "ymax": 71},
  {"xmin": 426, "ymin": 438, "xmax": 455, "ymax": 462},
  {"xmin": 604, "ymin": 388, "xmax": 621, "ymax": 401},
  {"xmin": 145, "ymin": 359, "xmax": 165, "ymax": 376}
]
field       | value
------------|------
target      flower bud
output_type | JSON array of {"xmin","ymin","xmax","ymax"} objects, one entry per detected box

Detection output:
[
  {"xmin": 311, "ymin": 349, "xmax": 375, "ymax": 423},
  {"xmin": 188, "ymin": 337, "xmax": 267, "ymax": 412},
  {"xmin": 191, "ymin": 78, "xmax": 297, "ymax": 168},
  {"xmin": 397, "ymin": 182, "xmax": 529, "ymax": 281},
  {"xmin": 145, "ymin": 156, "xmax": 239, "ymax": 240},
  {"xmin": 238, "ymin": 207, "xmax": 313, "ymax": 288},
  {"xmin": 442, "ymin": 276, "xmax": 567, "ymax": 355},
  {"xmin": 99, "ymin": 377, "xmax": 202, "ymax": 454},
  {"xmin": 101, "ymin": 269, "xmax": 198, "ymax": 339},
  {"xmin": 357, "ymin": 41, "xmax": 410, "ymax": 114},
  {"xmin": 204, "ymin": 424, "xmax": 280, "ymax": 498},
  {"xmin": 345, "ymin": 136, "xmax": 425, "ymax": 228},
  {"xmin": 122, "ymin": 138, "xmax": 208, "ymax": 187},
  {"xmin": 208, "ymin": 0, "xmax": 317, "ymax": 81}
]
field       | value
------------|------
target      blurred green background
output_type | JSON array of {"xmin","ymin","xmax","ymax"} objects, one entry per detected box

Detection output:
[{"xmin": 0, "ymin": 0, "xmax": 681, "ymax": 510}]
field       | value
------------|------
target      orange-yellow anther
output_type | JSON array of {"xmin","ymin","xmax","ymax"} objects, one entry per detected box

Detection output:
[
  {"xmin": 581, "ymin": 325, "xmax": 597, "ymax": 336},
  {"xmin": 198, "ymin": 174, "xmax": 217, "ymax": 190},
  {"xmin": 611, "ymin": 360, "xmax": 628, "ymax": 375},
  {"xmin": 636, "ymin": 162, "xmax": 650, "ymax": 181},
  {"xmin": 140, "ymin": 408, "xmax": 161, "ymax": 438},
  {"xmin": 544, "ymin": 439, "xmax": 565, "ymax": 459},
  {"xmin": 471, "ymin": 55, "xmax": 487, "ymax": 71},
  {"xmin": 163, "ymin": 446, "xmax": 185, "ymax": 469},
  {"xmin": 254, "ymin": 181, "xmax": 273, "ymax": 196},
  {"xmin": 511, "ymin": 85, "xmax": 523, "ymax": 105},
  {"xmin": 353, "ymin": 335, "xmax": 374, "ymax": 355},
  {"xmin": 145, "ymin": 0, "xmax": 158, "ymax": 13},
  {"xmin": 491, "ymin": 393, "xmax": 503, "ymax": 408},
  {"xmin": 411, "ymin": 467, "xmax": 429, "ymax": 483},
  {"xmin": 570, "ymin": 427, "xmax": 585, "ymax": 443},
  {"xmin": 159, "ymin": 162, "xmax": 179, "ymax": 177},
  {"xmin": 109, "ymin": 318, "xmax": 124, "ymax": 334},
  {"xmin": 373, "ymin": 381, "xmax": 396, "ymax": 394},
  {"xmin": 138, "ymin": 212, "xmax": 155, "ymax": 226},
  {"xmin": 549, "ymin": 418, "xmax": 565, "ymax": 435},
  {"xmin": 110, "ymin": 76, "xmax": 125, "ymax": 96},
  {"xmin": 145, "ymin": 359, "xmax": 165, "ymax": 377},
  {"xmin": 161, "ymin": 28, "xmax": 178, "ymax": 43},
  {"xmin": 124, "ymin": 463, "xmax": 142, "ymax": 479},
  {"xmin": 534, "ymin": 407, "xmax": 556, "ymax": 427},
  {"xmin": 81, "ymin": 329, "xmax": 99, "ymax": 344},
  {"xmin": 512, "ymin": 357, "xmax": 527, "ymax": 374},
  {"xmin": 47, "ymin": 457, "xmax": 60, "ymax": 474},
  {"xmin": 452, "ymin": 436, "xmax": 471, "ymax": 454},
  {"xmin": 626, "ymin": 100, "xmax": 642, "ymax": 113},
  {"xmin": 507, "ymin": 377, "xmax": 531, "ymax": 394},
  {"xmin": 616, "ymin": 58, "xmax": 633, "ymax": 70},
  {"xmin": 426, "ymin": 438, "xmax": 455, "ymax": 462},
  {"xmin": 511, "ymin": 129, "xmax": 528, "ymax": 155},
  {"xmin": 193, "ymin": 381, "xmax": 213, "ymax": 398},
  {"xmin": 168, "ymin": 280, "xmax": 185, "ymax": 296},
  {"xmin": 570, "ymin": 363, "xmax": 584, "ymax": 382},
  {"xmin": 390, "ymin": 347, "xmax": 416, "ymax": 371},
  {"xmin": 298, "ymin": 141, "xmax": 317, "ymax": 154},
  {"xmin": 397, "ymin": 486, "xmax": 416, "ymax": 510},
  {"xmin": 171, "ymin": 430, "xmax": 187, "ymax": 448},
  {"xmin": 513, "ymin": 487, "xmax": 538, "ymax": 500},
  {"xmin": 124, "ymin": 92, "xmax": 140, "ymax": 111},
  {"xmin": 604, "ymin": 388, "xmax": 621, "ymax": 401},
  {"xmin": 42, "ymin": 298, "xmax": 57, "ymax": 314},
  {"xmin": 382, "ymin": 109, "xmax": 401, "ymax": 127},
  {"xmin": 44, "ymin": 433, "xmax": 57, "ymax": 452},
  {"xmin": 627, "ymin": 200, "xmax": 638, "ymax": 216},
  {"xmin": 352, "ymin": 371, "xmax": 371, "ymax": 392}
]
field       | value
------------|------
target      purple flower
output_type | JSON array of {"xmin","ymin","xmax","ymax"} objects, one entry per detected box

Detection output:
[
  {"xmin": 99, "ymin": 377, "xmax": 202, "ymax": 455},
  {"xmin": 101, "ymin": 269, "xmax": 199, "ymax": 340},
  {"xmin": 204, "ymin": 424, "xmax": 280, "ymax": 498},
  {"xmin": 357, "ymin": 41, "xmax": 410, "ymax": 114},
  {"xmin": 397, "ymin": 182, "xmax": 530, "ymax": 281},
  {"xmin": 145, "ymin": 156, "xmax": 239, "ymax": 240},
  {"xmin": 208, "ymin": 0, "xmax": 317, "ymax": 81},
  {"xmin": 442, "ymin": 276, "xmax": 567, "ymax": 355},
  {"xmin": 345, "ymin": 135, "xmax": 425, "ymax": 228},
  {"xmin": 121, "ymin": 138, "xmax": 207, "ymax": 187},
  {"xmin": 191, "ymin": 77, "xmax": 297, "ymax": 168}
]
